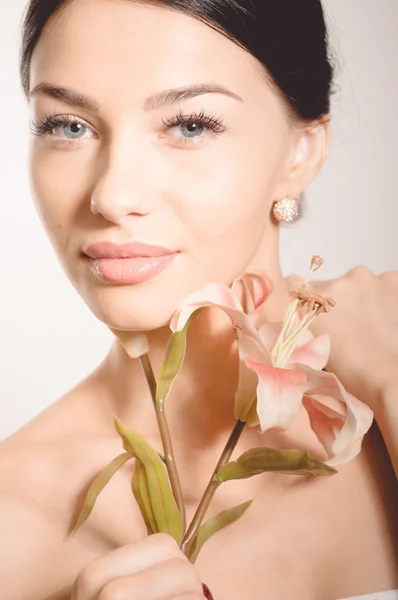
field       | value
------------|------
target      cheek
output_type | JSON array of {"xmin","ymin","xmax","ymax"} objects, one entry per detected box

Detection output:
[
  {"xmin": 167, "ymin": 136, "xmax": 283, "ymax": 273},
  {"xmin": 29, "ymin": 144, "xmax": 87, "ymax": 250},
  {"xmin": 186, "ymin": 168, "xmax": 269, "ymax": 234},
  {"xmin": 169, "ymin": 108, "xmax": 288, "ymax": 235}
]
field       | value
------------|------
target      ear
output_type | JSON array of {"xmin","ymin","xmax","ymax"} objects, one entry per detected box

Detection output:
[{"xmin": 275, "ymin": 117, "xmax": 331, "ymax": 199}]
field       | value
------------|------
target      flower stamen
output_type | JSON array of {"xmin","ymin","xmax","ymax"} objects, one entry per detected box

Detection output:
[
  {"xmin": 289, "ymin": 288, "xmax": 336, "ymax": 315},
  {"xmin": 271, "ymin": 256, "xmax": 336, "ymax": 368}
]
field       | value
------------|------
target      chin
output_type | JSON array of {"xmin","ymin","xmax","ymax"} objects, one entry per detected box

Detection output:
[
  {"xmin": 68, "ymin": 254, "xmax": 237, "ymax": 333},
  {"xmin": 78, "ymin": 282, "xmax": 185, "ymax": 333},
  {"xmin": 64, "ymin": 254, "xmax": 190, "ymax": 331}
]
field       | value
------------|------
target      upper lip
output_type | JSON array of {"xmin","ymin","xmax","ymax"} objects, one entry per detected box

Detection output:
[{"xmin": 83, "ymin": 241, "xmax": 177, "ymax": 259}]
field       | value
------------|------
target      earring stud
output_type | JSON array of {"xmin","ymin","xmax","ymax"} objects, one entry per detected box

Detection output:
[{"xmin": 272, "ymin": 197, "xmax": 300, "ymax": 223}]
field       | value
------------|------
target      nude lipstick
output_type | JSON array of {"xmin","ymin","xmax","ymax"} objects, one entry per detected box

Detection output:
[{"xmin": 83, "ymin": 241, "xmax": 178, "ymax": 285}]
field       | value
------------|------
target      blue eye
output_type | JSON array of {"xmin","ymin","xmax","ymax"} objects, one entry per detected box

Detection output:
[
  {"xmin": 30, "ymin": 108, "xmax": 227, "ymax": 147},
  {"xmin": 30, "ymin": 114, "xmax": 95, "ymax": 140},
  {"xmin": 177, "ymin": 121, "xmax": 205, "ymax": 138},
  {"xmin": 162, "ymin": 108, "xmax": 226, "ymax": 144},
  {"xmin": 62, "ymin": 122, "xmax": 92, "ymax": 139}
]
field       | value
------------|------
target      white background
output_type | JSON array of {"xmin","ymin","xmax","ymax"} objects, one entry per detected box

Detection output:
[{"xmin": 0, "ymin": 0, "xmax": 397, "ymax": 439}]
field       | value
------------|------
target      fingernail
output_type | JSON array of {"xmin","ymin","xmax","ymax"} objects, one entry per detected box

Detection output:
[{"xmin": 202, "ymin": 582, "xmax": 214, "ymax": 599}]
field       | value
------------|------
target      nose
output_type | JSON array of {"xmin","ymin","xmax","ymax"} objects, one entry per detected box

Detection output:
[{"xmin": 90, "ymin": 137, "xmax": 154, "ymax": 224}]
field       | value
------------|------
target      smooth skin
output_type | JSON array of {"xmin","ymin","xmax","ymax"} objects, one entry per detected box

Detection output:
[{"xmin": 1, "ymin": 1, "xmax": 397, "ymax": 599}]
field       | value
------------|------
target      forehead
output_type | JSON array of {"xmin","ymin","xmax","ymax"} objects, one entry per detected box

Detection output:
[{"xmin": 30, "ymin": 0, "xmax": 266, "ymax": 102}]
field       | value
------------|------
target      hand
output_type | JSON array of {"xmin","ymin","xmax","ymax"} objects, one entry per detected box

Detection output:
[
  {"xmin": 71, "ymin": 533, "xmax": 204, "ymax": 600},
  {"xmin": 285, "ymin": 266, "xmax": 398, "ymax": 410}
]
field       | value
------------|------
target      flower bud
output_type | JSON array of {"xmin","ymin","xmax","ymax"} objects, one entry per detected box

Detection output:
[{"xmin": 109, "ymin": 329, "xmax": 149, "ymax": 358}]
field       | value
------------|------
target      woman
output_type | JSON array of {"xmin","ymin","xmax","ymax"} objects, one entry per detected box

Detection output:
[{"xmin": 1, "ymin": 0, "xmax": 397, "ymax": 598}]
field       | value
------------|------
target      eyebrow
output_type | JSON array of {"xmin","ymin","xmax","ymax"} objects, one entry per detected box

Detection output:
[{"xmin": 29, "ymin": 82, "xmax": 244, "ymax": 111}]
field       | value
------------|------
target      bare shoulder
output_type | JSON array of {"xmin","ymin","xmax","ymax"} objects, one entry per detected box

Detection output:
[
  {"xmin": 0, "ymin": 373, "xmax": 109, "ymax": 503},
  {"xmin": 0, "ymin": 376, "xmax": 131, "ymax": 599},
  {"xmin": 0, "ymin": 488, "xmax": 73, "ymax": 599}
]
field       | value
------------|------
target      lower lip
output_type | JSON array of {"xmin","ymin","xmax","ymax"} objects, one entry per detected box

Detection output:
[{"xmin": 87, "ymin": 254, "xmax": 177, "ymax": 284}]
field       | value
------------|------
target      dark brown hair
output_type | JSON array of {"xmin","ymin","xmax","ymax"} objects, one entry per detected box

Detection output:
[{"xmin": 20, "ymin": 0, "xmax": 334, "ymax": 121}]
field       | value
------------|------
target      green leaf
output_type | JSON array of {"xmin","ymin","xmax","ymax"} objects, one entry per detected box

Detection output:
[
  {"xmin": 156, "ymin": 310, "xmax": 203, "ymax": 406},
  {"xmin": 131, "ymin": 459, "xmax": 159, "ymax": 535},
  {"xmin": 215, "ymin": 447, "xmax": 338, "ymax": 482},
  {"xmin": 114, "ymin": 417, "xmax": 184, "ymax": 544},
  {"xmin": 188, "ymin": 499, "xmax": 253, "ymax": 564},
  {"xmin": 156, "ymin": 329, "xmax": 188, "ymax": 405},
  {"xmin": 72, "ymin": 451, "xmax": 132, "ymax": 535}
]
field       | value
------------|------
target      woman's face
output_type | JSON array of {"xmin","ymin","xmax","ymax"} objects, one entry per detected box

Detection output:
[{"xmin": 28, "ymin": 0, "xmax": 298, "ymax": 331}]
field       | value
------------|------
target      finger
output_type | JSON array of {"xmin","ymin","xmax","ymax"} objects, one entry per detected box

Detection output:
[
  {"xmin": 303, "ymin": 278, "xmax": 326, "ymax": 291},
  {"xmin": 72, "ymin": 534, "xmax": 184, "ymax": 600},
  {"xmin": 284, "ymin": 274, "xmax": 304, "ymax": 290},
  {"xmin": 284, "ymin": 275, "xmax": 328, "ymax": 296},
  {"xmin": 97, "ymin": 558, "xmax": 203, "ymax": 600}
]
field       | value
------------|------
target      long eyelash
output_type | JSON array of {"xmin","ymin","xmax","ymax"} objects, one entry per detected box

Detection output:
[
  {"xmin": 30, "ymin": 109, "xmax": 227, "ymax": 138},
  {"xmin": 29, "ymin": 114, "xmax": 85, "ymax": 137},
  {"xmin": 161, "ymin": 108, "xmax": 227, "ymax": 135}
]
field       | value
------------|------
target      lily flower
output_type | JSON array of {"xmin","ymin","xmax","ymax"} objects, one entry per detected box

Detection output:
[
  {"xmin": 109, "ymin": 328, "xmax": 150, "ymax": 358},
  {"xmin": 170, "ymin": 257, "xmax": 374, "ymax": 467}
]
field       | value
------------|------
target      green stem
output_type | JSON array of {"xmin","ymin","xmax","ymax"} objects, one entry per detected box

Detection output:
[
  {"xmin": 180, "ymin": 419, "xmax": 246, "ymax": 557},
  {"xmin": 139, "ymin": 354, "xmax": 186, "ymax": 534}
]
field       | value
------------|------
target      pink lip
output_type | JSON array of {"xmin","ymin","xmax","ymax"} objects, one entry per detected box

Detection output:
[
  {"xmin": 84, "ymin": 241, "xmax": 176, "ymax": 259},
  {"xmin": 83, "ymin": 241, "xmax": 178, "ymax": 285}
]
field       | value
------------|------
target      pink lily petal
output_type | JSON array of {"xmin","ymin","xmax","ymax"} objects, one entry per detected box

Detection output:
[
  {"xmin": 171, "ymin": 282, "xmax": 270, "ymax": 364},
  {"xmin": 236, "ymin": 329, "xmax": 272, "ymax": 365},
  {"xmin": 302, "ymin": 395, "xmax": 346, "ymax": 460},
  {"xmin": 170, "ymin": 283, "xmax": 248, "ymax": 332},
  {"xmin": 288, "ymin": 333, "xmax": 331, "ymax": 371},
  {"xmin": 257, "ymin": 321, "xmax": 283, "ymax": 352},
  {"xmin": 245, "ymin": 358, "xmax": 308, "ymax": 431},
  {"xmin": 290, "ymin": 327, "xmax": 315, "ymax": 348},
  {"xmin": 231, "ymin": 270, "xmax": 274, "ymax": 328},
  {"xmin": 257, "ymin": 320, "xmax": 315, "ymax": 355},
  {"xmin": 295, "ymin": 364, "xmax": 374, "ymax": 467}
]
